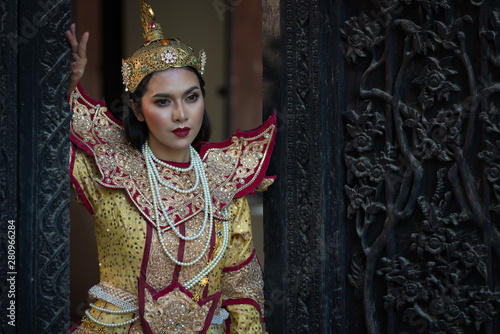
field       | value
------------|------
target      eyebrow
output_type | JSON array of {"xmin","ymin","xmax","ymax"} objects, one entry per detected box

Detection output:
[{"xmin": 152, "ymin": 86, "xmax": 200, "ymax": 98}]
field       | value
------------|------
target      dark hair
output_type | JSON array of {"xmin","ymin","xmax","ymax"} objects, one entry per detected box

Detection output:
[{"xmin": 123, "ymin": 67, "xmax": 211, "ymax": 151}]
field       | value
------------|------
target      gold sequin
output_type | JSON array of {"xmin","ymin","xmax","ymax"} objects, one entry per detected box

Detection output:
[{"xmin": 226, "ymin": 304, "xmax": 265, "ymax": 334}]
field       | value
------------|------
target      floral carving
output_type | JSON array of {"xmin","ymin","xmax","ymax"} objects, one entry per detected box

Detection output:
[
  {"xmin": 378, "ymin": 182, "xmax": 500, "ymax": 332},
  {"xmin": 344, "ymin": 102, "xmax": 398, "ymax": 220},
  {"xmin": 341, "ymin": 12, "xmax": 384, "ymax": 63},
  {"xmin": 478, "ymin": 137, "xmax": 500, "ymax": 213},
  {"xmin": 480, "ymin": 9, "xmax": 500, "ymax": 67},
  {"xmin": 342, "ymin": 0, "xmax": 500, "ymax": 333},
  {"xmin": 403, "ymin": 104, "xmax": 464, "ymax": 161},
  {"xmin": 413, "ymin": 57, "xmax": 460, "ymax": 110},
  {"xmin": 345, "ymin": 184, "xmax": 377, "ymax": 218}
]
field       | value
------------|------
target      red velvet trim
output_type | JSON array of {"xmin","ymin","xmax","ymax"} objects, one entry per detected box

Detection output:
[
  {"xmin": 172, "ymin": 224, "xmax": 186, "ymax": 282},
  {"xmin": 224, "ymin": 317, "xmax": 231, "ymax": 333},
  {"xmin": 69, "ymin": 145, "xmax": 95, "ymax": 215},
  {"xmin": 223, "ymin": 248, "xmax": 256, "ymax": 273},
  {"xmin": 69, "ymin": 320, "xmax": 82, "ymax": 332},
  {"xmin": 198, "ymin": 112, "xmax": 277, "ymax": 199},
  {"xmin": 139, "ymin": 223, "xmax": 153, "ymax": 280},
  {"xmin": 127, "ymin": 314, "xmax": 138, "ymax": 333},
  {"xmin": 69, "ymin": 143, "xmax": 76, "ymax": 175},
  {"xmin": 221, "ymin": 298, "xmax": 265, "ymax": 323},
  {"xmin": 198, "ymin": 291, "xmax": 223, "ymax": 334},
  {"xmin": 137, "ymin": 277, "xmax": 154, "ymax": 334}
]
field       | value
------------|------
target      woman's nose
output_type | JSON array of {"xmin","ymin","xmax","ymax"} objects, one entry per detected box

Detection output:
[{"xmin": 172, "ymin": 103, "xmax": 187, "ymax": 122}]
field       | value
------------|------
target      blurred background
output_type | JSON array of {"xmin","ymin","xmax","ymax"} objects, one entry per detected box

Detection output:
[{"xmin": 69, "ymin": 0, "xmax": 264, "ymax": 324}]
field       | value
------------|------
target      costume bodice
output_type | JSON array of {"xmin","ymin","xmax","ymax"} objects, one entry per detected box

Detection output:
[{"xmin": 69, "ymin": 85, "xmax": 275, "ymax": 333}]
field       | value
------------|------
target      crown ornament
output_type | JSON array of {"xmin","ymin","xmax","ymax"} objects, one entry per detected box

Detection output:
[{"xmin": 122, "ymin": 0, "xmax": 207, "ymax": 92}]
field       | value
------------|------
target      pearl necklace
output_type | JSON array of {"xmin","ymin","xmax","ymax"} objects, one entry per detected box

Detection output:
[
  {"xmin": 89, "ymin": 303, "xmax": 138, "ymax": 314},
  {"xmin": 142, "ymin": 142, "xmax": 230, "ymax": 289},
  {"xmin": 144, "ymin": 144, "xmax": 200, "ymax": 194},
  {"xmin": 143, "ymin": 142, "xmax": 213, "ymax": 266},
  {"xmin": 185, "ymin": 216, "xmax": 229, "ymax": 289},
  {"xmin": 143, "ymin": 142, "xmax": 210, "ymax": 241}
]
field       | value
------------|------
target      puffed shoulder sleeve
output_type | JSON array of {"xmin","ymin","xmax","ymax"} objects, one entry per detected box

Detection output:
[
  {"xmin": 70, "ymin": 144, "xmax": 100, "ymax": 215},
  {"xmin": 68, "ymin": 84, "xmax": 121, "ymax": 215},
  {"xmin": 221, "ymin": 196, "xmax": 267, "ymax": 334}
]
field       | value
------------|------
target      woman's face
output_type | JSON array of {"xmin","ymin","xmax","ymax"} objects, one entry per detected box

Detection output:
[{"xmin": 133, "ymin": 68, "xmax": 205, "ymax": 162}]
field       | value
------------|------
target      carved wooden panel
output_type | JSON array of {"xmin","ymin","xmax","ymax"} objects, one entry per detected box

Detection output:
[
  {"xmin": 263, "ymin": 0, "xmax": 341, "ymax": 332},
  {"xmin": 263, "ymin": 0, "xmax": 499, "ymax": 333},
  {"xmin": 0, "ymin": 0, "xmax": 71, "ymax": 333},
  {"xmin": 341, "ymin": 0, "xmax": 500, "ymax": 333},
  {"xmin": 0, "ymin": 1, "xmax": 19, "ymax": 333}
]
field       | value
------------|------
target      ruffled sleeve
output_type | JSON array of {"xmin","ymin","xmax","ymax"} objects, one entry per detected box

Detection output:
[{"xmin": 221, "ymin": 196, "xmax": 266, "ymax": 333}]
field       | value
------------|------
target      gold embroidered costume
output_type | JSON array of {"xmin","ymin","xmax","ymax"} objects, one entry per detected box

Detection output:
[{"xmin": 69, "ymin": 84, "xmax": 275, "ymax": 334}]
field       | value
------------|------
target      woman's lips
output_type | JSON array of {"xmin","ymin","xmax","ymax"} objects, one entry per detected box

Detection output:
[{"xmin": 172, "ymin": 127, "xmax": 190, "ymax": 137}]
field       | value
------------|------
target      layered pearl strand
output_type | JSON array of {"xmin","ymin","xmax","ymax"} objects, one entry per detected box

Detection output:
[
  {"xmin": 185, "ymin": 214, "xmax": 229, "ymax": 289},
  {"xmin": 84, "ymin": 309, "xmax": 139, "ymax": 328},
  {"xmin": 89, "ymin": 303, "xmax": 138, "ymax": 314},
  {"xmin": 143, "ymin": 142, "xmax": 213, "ymax": 266},
  {"xmin": 144, "ymin": 144, "xmax": 200, "ymax": 193},
  {"xmin": 142, "ymin": 141, "xmax": 230, "ymax": 289}
]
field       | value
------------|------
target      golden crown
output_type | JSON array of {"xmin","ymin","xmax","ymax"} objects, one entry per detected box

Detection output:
[{"xmin": 122, "ymin": 0, "xmax": 207, "ymax": 92}]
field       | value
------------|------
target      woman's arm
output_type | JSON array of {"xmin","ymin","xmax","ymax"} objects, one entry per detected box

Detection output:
[
  {"xmin": 66, "ymin": 23, "xmax": 89, "ymax": 94},
  {"xmin": 221, "ymin": 197, "xmax": 266, "ymax": 333}
]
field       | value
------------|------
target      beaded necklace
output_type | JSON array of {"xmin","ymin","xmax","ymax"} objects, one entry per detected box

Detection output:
[{"xmin": 142, "ymin": 142, "xmax": 229, "ymax": 289}]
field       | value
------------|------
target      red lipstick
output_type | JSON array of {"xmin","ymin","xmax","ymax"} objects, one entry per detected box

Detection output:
[{"xmin": 172, "ymin": 127, "xmax": 190, "ymax": 137}]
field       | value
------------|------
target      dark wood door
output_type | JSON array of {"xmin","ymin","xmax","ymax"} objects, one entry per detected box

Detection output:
[{"xmin": 262, "ymin": 0, "xmax": 500, "ymax": 333}]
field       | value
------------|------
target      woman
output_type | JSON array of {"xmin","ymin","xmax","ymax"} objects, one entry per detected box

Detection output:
[{"xmin": 67, "ymin": 1, "xmax": 275, "ymax": 333}]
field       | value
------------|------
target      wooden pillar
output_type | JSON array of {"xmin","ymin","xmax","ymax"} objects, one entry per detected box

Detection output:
[
  {"xmin": 0, "ymin": 0, "xmax": 71, "ymax": 333},
  {"xmin": 262, "ymin": 1, "xmax": 346, "ymax": 332}
]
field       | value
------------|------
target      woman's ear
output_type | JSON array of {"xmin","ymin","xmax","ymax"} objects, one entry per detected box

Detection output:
[{"xmin": 130, "ymin": 99, "xmax": 145, "ymax": 122}]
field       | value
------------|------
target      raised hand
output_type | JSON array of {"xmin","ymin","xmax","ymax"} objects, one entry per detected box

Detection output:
[{"xmin": 66, "ymin": 23, "xmax": 89, "ymax": 94}]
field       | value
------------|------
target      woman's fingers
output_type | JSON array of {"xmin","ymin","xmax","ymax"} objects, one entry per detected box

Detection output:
[
  {"xmin": 66, "ymin": 23, "xmax": 78, "ymax": 51},
  {"xmin": 66, "ymin": 24, "xmax": 89, "ymax": 94},
  {"xmin": 66, "ymin": 24, "xmax": 89, "ymax": 63},
  {"xmin": 78, "ymin": 31, "xmax": 89, "ymax": 63}
]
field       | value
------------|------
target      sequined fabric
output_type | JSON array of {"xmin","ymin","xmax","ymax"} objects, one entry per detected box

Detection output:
[
  {"xmin": 72, "ymin": 148, "xmax": 146, "ymax": 291},
  {"xmin": 144, "ymin": 287, "xmax": 210, "ymax": 333},
  {"xmin": 69, "ymin": 85, "xmax": 272, "ymax": 333},
  {"xmin": 69, "ymin": 85, "xmax": 276, "ymax": 227},
  {"xmin": 226, "ymin": 304, "xmax": 265, "ymax": 334},
  {"xmin": 222, "ymin": 255, "xmax": 265, "ymax": 314}
]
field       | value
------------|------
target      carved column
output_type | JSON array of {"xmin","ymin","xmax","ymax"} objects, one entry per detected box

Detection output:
[
  {"xmin": 0, "ymin": 0, "xmax": 71, "ymax": 333},
  {"xmin": 262, "ymin": 1, "xmax": 346, "ymax": 333},
  {"xmin": 0, "ymin": 1, "xmax": 20, "ymax": 331}
]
